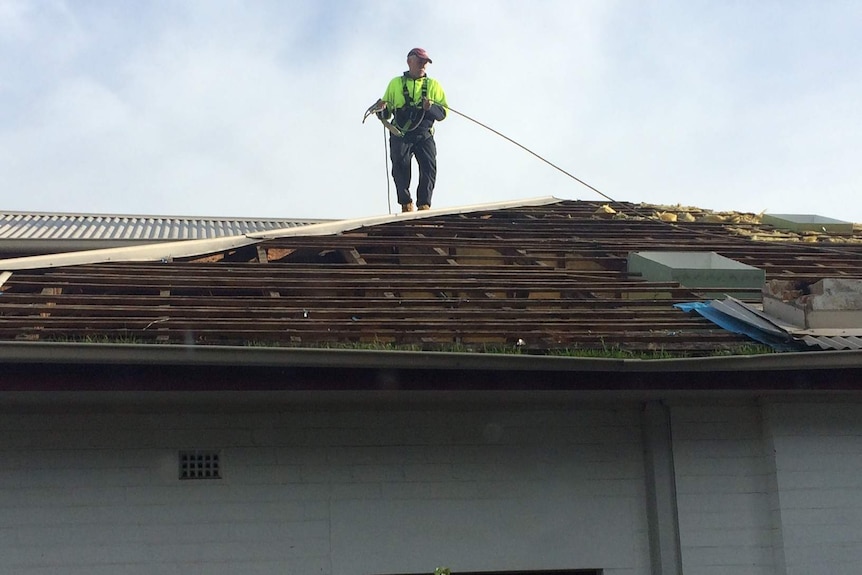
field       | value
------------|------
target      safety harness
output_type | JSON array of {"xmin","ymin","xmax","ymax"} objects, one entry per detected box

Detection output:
[
  {"xmin": 362, "ymin": 75, "xmax": 432, "ymax": 137},
  {"xmin": 393, "ymin": 74, "xmax": 428, "ymax": 135}
]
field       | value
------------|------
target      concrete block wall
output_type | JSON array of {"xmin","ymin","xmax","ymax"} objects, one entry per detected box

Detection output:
[
  {"xmin": 762, "ymin": 399, "xmax": 862, "ymax": 575},
  {"xmin": 0, "ymin": 401, "xmax": 651, "ymax": 575},
  {"xmin": 671, "ymin": 401, "xmax": 774, "ymax": 575}
]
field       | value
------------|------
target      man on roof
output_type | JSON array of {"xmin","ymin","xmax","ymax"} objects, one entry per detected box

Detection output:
[{"xmin": 371, "ymin": 47, "xmax": 448, "ymax": 212}]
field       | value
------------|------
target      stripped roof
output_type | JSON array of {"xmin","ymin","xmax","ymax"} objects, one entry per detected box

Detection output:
[{"xmin": 1, "ymin": 198, "xmax": 861, "ymax": 356}]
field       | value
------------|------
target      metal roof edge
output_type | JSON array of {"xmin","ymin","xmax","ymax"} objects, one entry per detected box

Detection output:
[
  {"xmin": 0, "ymin": 196, "xmax": 563, "ymax": 271},
  {"xmin": 0, "ymin": 208, "xmax": 330, "ymax": 222},
  {"xmin": 1, "ymin": 341, "xmax": 861, "ymax": 373},
  {"xmin": 0, "ymin": 234, "xmax": 259, "ymax": 271},
  {"xmin": 245, "ymin": 195, "xmax": 562, "ymax": 240},
  {"xmin": 0, "ymin": 239, "xmax": 170, "ymax": 252}
]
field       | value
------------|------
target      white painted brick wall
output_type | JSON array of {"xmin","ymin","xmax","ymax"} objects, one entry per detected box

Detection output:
[
  {"xmin": 763, "ymin": 400, "xmax": 862, "ymax": 575},
  {"xmin": 0, "ymin": 402, "xmax": 651, "ymax": 575},
  {"xmin": 671, "ymin": 401, "xmax": 775, "ymax": 575}
]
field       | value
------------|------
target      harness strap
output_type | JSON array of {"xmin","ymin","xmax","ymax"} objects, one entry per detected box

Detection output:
[
  {"xmin": 401, "ymin": 75, "xmax": 429, "ymax": 104},
  {"xmin": 396, "ymin": 75, "xmax": 430, "ymax": 134}
]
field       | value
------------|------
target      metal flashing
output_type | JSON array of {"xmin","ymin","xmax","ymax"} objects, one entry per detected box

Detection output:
[
  {"xmin": 0, "ymin": 210, "xmax": 324, "ymax": 241},
  {"xmin": 0, "ymin": 196, "xmax": 560, "ymax": 271},
  {"xmin": 244, "ymin": 196, "xmax": 561, "ymax": 239}
]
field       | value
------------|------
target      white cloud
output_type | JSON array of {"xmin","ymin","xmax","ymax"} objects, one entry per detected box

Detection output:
[
  {"xmin": 0, "ymin": 0, "xmax": 29, "ymax": 37},
  {"xmin": 1, "ymin": 0, "xmax": 860, "ymax": 221}
]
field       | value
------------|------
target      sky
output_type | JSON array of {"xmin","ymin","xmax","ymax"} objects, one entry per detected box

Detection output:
[{"xmin": 1, "ymin": 0, "xmax": 860, "ymax": 222}]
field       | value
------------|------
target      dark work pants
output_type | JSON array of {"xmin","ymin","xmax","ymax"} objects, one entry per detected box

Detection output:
[{"xmin": 389, "ymin": 133, "xmax": 437, "ymax": 207}]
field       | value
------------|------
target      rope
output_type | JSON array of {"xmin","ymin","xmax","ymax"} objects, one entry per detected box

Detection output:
[
  {"xmin": 383, "ymin": 125, "xmax": 392, "ymax": 214},
  {"xmin": 440, "ymin": 104, "xmax": 862, "ymax": 257},
  {"xmin": 366, "ymin": 101, "xmax": 862, "ymax": 259},
  {"xmin": 442, "ymin": 104, "xmax": 616, "ymax": 204}
]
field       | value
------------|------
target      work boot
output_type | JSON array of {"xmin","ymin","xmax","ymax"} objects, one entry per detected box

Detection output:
[
  {"xmin": 401, "ymin": 202, "xmax": 414, "ymax": 213},
  {"xmin": 417, "ymin": 204, "xmax": 430, "ymax": 211}
]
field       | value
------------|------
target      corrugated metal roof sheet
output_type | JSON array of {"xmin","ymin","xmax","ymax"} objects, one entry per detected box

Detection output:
[
  {"xmin": 0, "ymin": 211, "xmax": 326, "ymax": 242},
  {"xmin": 692, "ymin": 297, "xmax": 862, "ymax": 352},
  {"xmin": 0, "ymin": 197, "xmax": 560, "ymax": 270},
  {"xmin": 801, "ymin": 335, "xmax": 862, "ymax": 351}
]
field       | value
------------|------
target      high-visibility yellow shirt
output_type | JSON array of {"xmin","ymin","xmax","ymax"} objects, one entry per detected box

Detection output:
[{"xmin": 381, "ymin": 74, "xmax": 448, "ymax": 119}]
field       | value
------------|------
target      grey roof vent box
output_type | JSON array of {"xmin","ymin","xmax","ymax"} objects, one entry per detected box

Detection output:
[
  {"xmin": 628, "ymin": 251, "xmax": 765, "ymax": 299},
  {"xmin": 761, "ymin": 213, "xmax": 853, "ymax": 234}
]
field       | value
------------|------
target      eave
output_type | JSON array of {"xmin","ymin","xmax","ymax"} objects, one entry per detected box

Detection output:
[{"xmin": 2, "ymin": 342, "xmax": 861, "ymax": 394}]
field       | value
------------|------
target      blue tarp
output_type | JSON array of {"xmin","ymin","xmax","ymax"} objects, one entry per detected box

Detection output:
[{"xmin": 675, "ymin": 301, "xmax": 802, "ymax": 352}]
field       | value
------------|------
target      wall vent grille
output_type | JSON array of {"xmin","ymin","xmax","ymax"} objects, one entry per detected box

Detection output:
[{"xmin": 179, "ymin": 450, "xmax": 221, "ymax": 480}]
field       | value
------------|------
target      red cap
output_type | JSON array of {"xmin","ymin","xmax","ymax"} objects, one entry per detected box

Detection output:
[{"xmin": 408, "ymin": 47, "xmax": 432, "ymax": 63}]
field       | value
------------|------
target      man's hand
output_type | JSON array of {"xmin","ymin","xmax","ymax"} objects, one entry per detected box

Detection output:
[
  {"xmin": 363, "ymin": 99, "xmax": 389, "ymax": 123},
  {"xmin": 422, "ymin": 97, "xmax": 432, "ymax": 111}
]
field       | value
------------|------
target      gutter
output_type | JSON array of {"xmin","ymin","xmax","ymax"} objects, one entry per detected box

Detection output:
[{"xmin": 2, "ymin": 341, "xmax": 862, "ymax": 373}]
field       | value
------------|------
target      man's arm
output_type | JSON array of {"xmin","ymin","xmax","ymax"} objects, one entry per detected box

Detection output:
[
  {"xmin": 426, "ymin": 79, "xmax": 448, "ymax": 120},
  {"xmin": 422, "ymin": 98, "xmax": 446, "ymax": 121}
]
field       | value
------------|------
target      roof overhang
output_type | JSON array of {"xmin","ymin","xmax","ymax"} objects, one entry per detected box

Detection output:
[{"xmin": 2, "ymin": 341, "xmax": 861, "ymax": 395}]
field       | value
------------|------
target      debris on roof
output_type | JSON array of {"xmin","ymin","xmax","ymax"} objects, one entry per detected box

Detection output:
[
  {"xmin": 674, "ymin": 299, "xmax": 801, "ymax": 352},
  {"xmin": 680, "ymin": 278, "xmax": 862, "ymax": 352},
  {"xmin": 632, "ymin": 203, "xmax": 862, "ymax": 243},
  {"xmin": 0, "ymin": 199, "xmax": 860, "ymax": 356},
  {"xmin": 763, "ymin": 278, "xmax": 862, "ymax": 330}
]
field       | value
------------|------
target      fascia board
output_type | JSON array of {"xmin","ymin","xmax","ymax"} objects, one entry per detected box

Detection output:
[{"xmin": 2, "ymin": 341, "xmax": 862, "ymax": 373}]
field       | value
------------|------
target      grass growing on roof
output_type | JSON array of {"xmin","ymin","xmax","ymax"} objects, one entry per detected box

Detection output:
[{"xmin": 43, "ymin": 334, "xmax": 776, "ymax": 358}]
